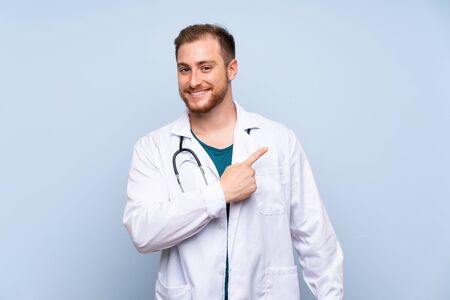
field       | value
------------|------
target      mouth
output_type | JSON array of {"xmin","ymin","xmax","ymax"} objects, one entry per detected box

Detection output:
[{"xmin": 187, "ymin": 89, "xmax": 211, "ymax": 99}]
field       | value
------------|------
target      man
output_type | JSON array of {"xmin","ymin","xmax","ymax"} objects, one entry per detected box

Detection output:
[{"xmin": 123, "ymin": 24, "xmax": 343, "ymax": 300}]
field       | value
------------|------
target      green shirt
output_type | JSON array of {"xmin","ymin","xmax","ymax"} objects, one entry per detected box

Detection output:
[
  {"xmin": 192, "ymin": 131, "xmax": 232, "ymax": 300},
  {"xmin": 192, "ymin": 132, "xmax": 233, "ymax": 177}
]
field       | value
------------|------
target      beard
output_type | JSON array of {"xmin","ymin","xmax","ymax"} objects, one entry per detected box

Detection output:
[{"xmin": 179, "ymin": 79, "xmax": 229, "ymax": 114}]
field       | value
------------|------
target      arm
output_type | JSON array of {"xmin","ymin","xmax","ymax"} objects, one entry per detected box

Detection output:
[
  {"xmin": 123, "ymin": 136, "xmax": 226, "ymax": 253},
  {"xmin": 289, "ymin": 135, "xmax": 344, "ymax": 299}
]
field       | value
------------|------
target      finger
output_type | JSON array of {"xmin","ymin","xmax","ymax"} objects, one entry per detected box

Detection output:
[{"xmin": 242, "ymin": 147, "xmax": 268, "ymax": 166}]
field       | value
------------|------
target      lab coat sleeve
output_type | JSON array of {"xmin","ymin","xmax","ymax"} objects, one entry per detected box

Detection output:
[
  {"xmin": 123, "ymin": 136, "xmax": 226, "ymax": 253},
  {"xmin": 289, "ymin": 135, "xmax": 344, "ymax": 300}
]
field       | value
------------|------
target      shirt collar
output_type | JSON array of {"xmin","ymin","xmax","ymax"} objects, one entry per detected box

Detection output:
[{"xmin": 170, "ymin": 101, "xmax": 260, "ymax": 138}]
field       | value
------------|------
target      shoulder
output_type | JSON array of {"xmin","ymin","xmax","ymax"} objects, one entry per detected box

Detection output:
[
  {"xmin": 133, "ymin": 120, "xmax": 177, "ymax": 153},
  {"xmin": 247, "ymin": 111, "xmax": 298, "ymax": 146},
  {"xmin": 243, "ymin": 109, "xmax": 309, "ymax": 166}
]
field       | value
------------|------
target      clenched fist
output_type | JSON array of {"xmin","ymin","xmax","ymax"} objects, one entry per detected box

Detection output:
[{"xmin": 220, "ymin": 147, "xmax": 268, "ymax": 203}]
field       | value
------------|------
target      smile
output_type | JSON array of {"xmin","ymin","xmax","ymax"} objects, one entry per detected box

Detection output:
[{"xmin": 189, "ymin": 89, "xmax": 210, "ymax": 96}]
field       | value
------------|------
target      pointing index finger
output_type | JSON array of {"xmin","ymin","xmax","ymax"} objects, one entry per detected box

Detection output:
[{"xmin": 243, "ymin": 147, "xmax": 268, "ymax": 166}]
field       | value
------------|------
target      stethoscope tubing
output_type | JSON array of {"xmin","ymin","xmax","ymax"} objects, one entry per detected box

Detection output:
[
  {"xmin": 172, "ymin": 136, "xmax": 208, "ymax": 192},
  {"xmin": 172, "ymin": 129, "xmax": 251, "ymax": 192}
]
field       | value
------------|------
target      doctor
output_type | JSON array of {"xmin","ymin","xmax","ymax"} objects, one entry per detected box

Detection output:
[{"xmin": 123, "ymin": 24, "xmax": 343, "ymax": 300}]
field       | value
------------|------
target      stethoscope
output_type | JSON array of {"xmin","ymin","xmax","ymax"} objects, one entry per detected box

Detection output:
[{"xmin": 172, "ymin": 129, "xmax": 251, "ymax": 192}]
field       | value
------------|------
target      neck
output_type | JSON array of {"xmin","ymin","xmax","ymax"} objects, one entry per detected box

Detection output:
[
  {"xmin": 189, "ymin": 89, "xmax": 237, "ymax": 148},
  {"xmin": 189, "ymin": 92, "xmax": 236, "ymax": 132}
]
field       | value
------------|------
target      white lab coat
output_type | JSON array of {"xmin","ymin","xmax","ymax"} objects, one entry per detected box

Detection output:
[{"xmin": 123, "ymin": 103, "xmax": 343, "ymax": 300}]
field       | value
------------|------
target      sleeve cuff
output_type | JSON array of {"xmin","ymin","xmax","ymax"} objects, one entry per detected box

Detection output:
[{"xmin": 202, "ymin": 181, "xmax": 226, "ymax": 218}]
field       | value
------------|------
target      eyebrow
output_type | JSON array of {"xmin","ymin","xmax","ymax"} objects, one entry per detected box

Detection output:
[{"xmin": 177, "ymin": 60, "xmax": 217, "ymax": 68}]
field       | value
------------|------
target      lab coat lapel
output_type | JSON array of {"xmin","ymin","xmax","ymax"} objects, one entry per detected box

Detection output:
[
  {"xmin": 228, "ymin": 119, "xmax": 260, "ymax": 261},
  {"xmin": 171, "ymin": 110, "xmax": 220, "ymax": 182}
]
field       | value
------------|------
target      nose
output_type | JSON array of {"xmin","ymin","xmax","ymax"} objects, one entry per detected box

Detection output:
[{"xmin": 189, "ymin": 69, "xmax": 202, "ymax": 88}]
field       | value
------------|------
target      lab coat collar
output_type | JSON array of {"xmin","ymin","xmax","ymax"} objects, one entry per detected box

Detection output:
[{"xmin": 170, "ymin": 102, "xmax": 260, "ymax": 137}]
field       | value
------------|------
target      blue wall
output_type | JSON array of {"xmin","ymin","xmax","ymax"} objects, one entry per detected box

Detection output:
[{"xmin": 1, "ymin": 1, "xmax": 449, "ymax": 299}]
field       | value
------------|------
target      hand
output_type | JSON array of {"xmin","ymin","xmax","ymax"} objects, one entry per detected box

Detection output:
[{"xmin": 220, "ymin": 147, "xmax": 268, "ymax": 203}]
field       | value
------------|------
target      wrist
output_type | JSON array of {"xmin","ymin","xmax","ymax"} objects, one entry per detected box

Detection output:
[
  {"xmin": 203, "ymin": 181, "xmax": 227, "ymax": 218},
  {"xmin": 220, "ymin": 181, "xmax": 231, "ymax": 203}
]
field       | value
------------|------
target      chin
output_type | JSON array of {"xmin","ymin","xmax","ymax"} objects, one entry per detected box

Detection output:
[
  {"xmin": 188, "ymin": 101, "xmax": 216, "ymax": 114},
  {"xmin": 182, "ymin": 95, "xmax": 216, "ymax": 114}
]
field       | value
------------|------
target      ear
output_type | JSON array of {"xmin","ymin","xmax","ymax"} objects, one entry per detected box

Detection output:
[{"xmin": 227, "ymin": 59, "xmax": 238, "ymax": 80}]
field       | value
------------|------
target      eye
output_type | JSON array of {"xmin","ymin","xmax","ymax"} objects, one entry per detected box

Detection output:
[
  {"xmin": 201, "ymin": 65, "xmax": 212, "ymax": 72},
  {"xmin": 178, "ymin": 66, "xmax": 190, "ymax": 74}
]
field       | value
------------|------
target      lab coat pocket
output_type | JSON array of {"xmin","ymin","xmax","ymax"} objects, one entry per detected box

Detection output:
[
  {"xmin": 155, "ymin": 274, "xmax": 192, "ymax": 300},
  {"xmin": 263, "ymin": 266, "xmax": 300, "ymax": 300},
  {"xmin": 254, "ymin": 168, "xmax": 288, "ymax": 215}
]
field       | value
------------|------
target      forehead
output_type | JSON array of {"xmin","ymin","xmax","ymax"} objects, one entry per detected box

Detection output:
[{"xmin": 176, "ymin": 36, "xmax": 223, "ymax": 64}]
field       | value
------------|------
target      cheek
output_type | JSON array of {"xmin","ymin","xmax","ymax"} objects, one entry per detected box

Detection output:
[
  {"xmin": 210, "ymin": 74, "xmax": 226, "ymax": 85},
  {"xmin": 177, "ymin": 78, "xmax": 187, "ymax": 90}
]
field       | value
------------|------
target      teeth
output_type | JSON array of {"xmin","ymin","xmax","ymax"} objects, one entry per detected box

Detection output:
[{"xmin": 191, "ymin": 90, "xmax": 208, "ymax": 96}]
